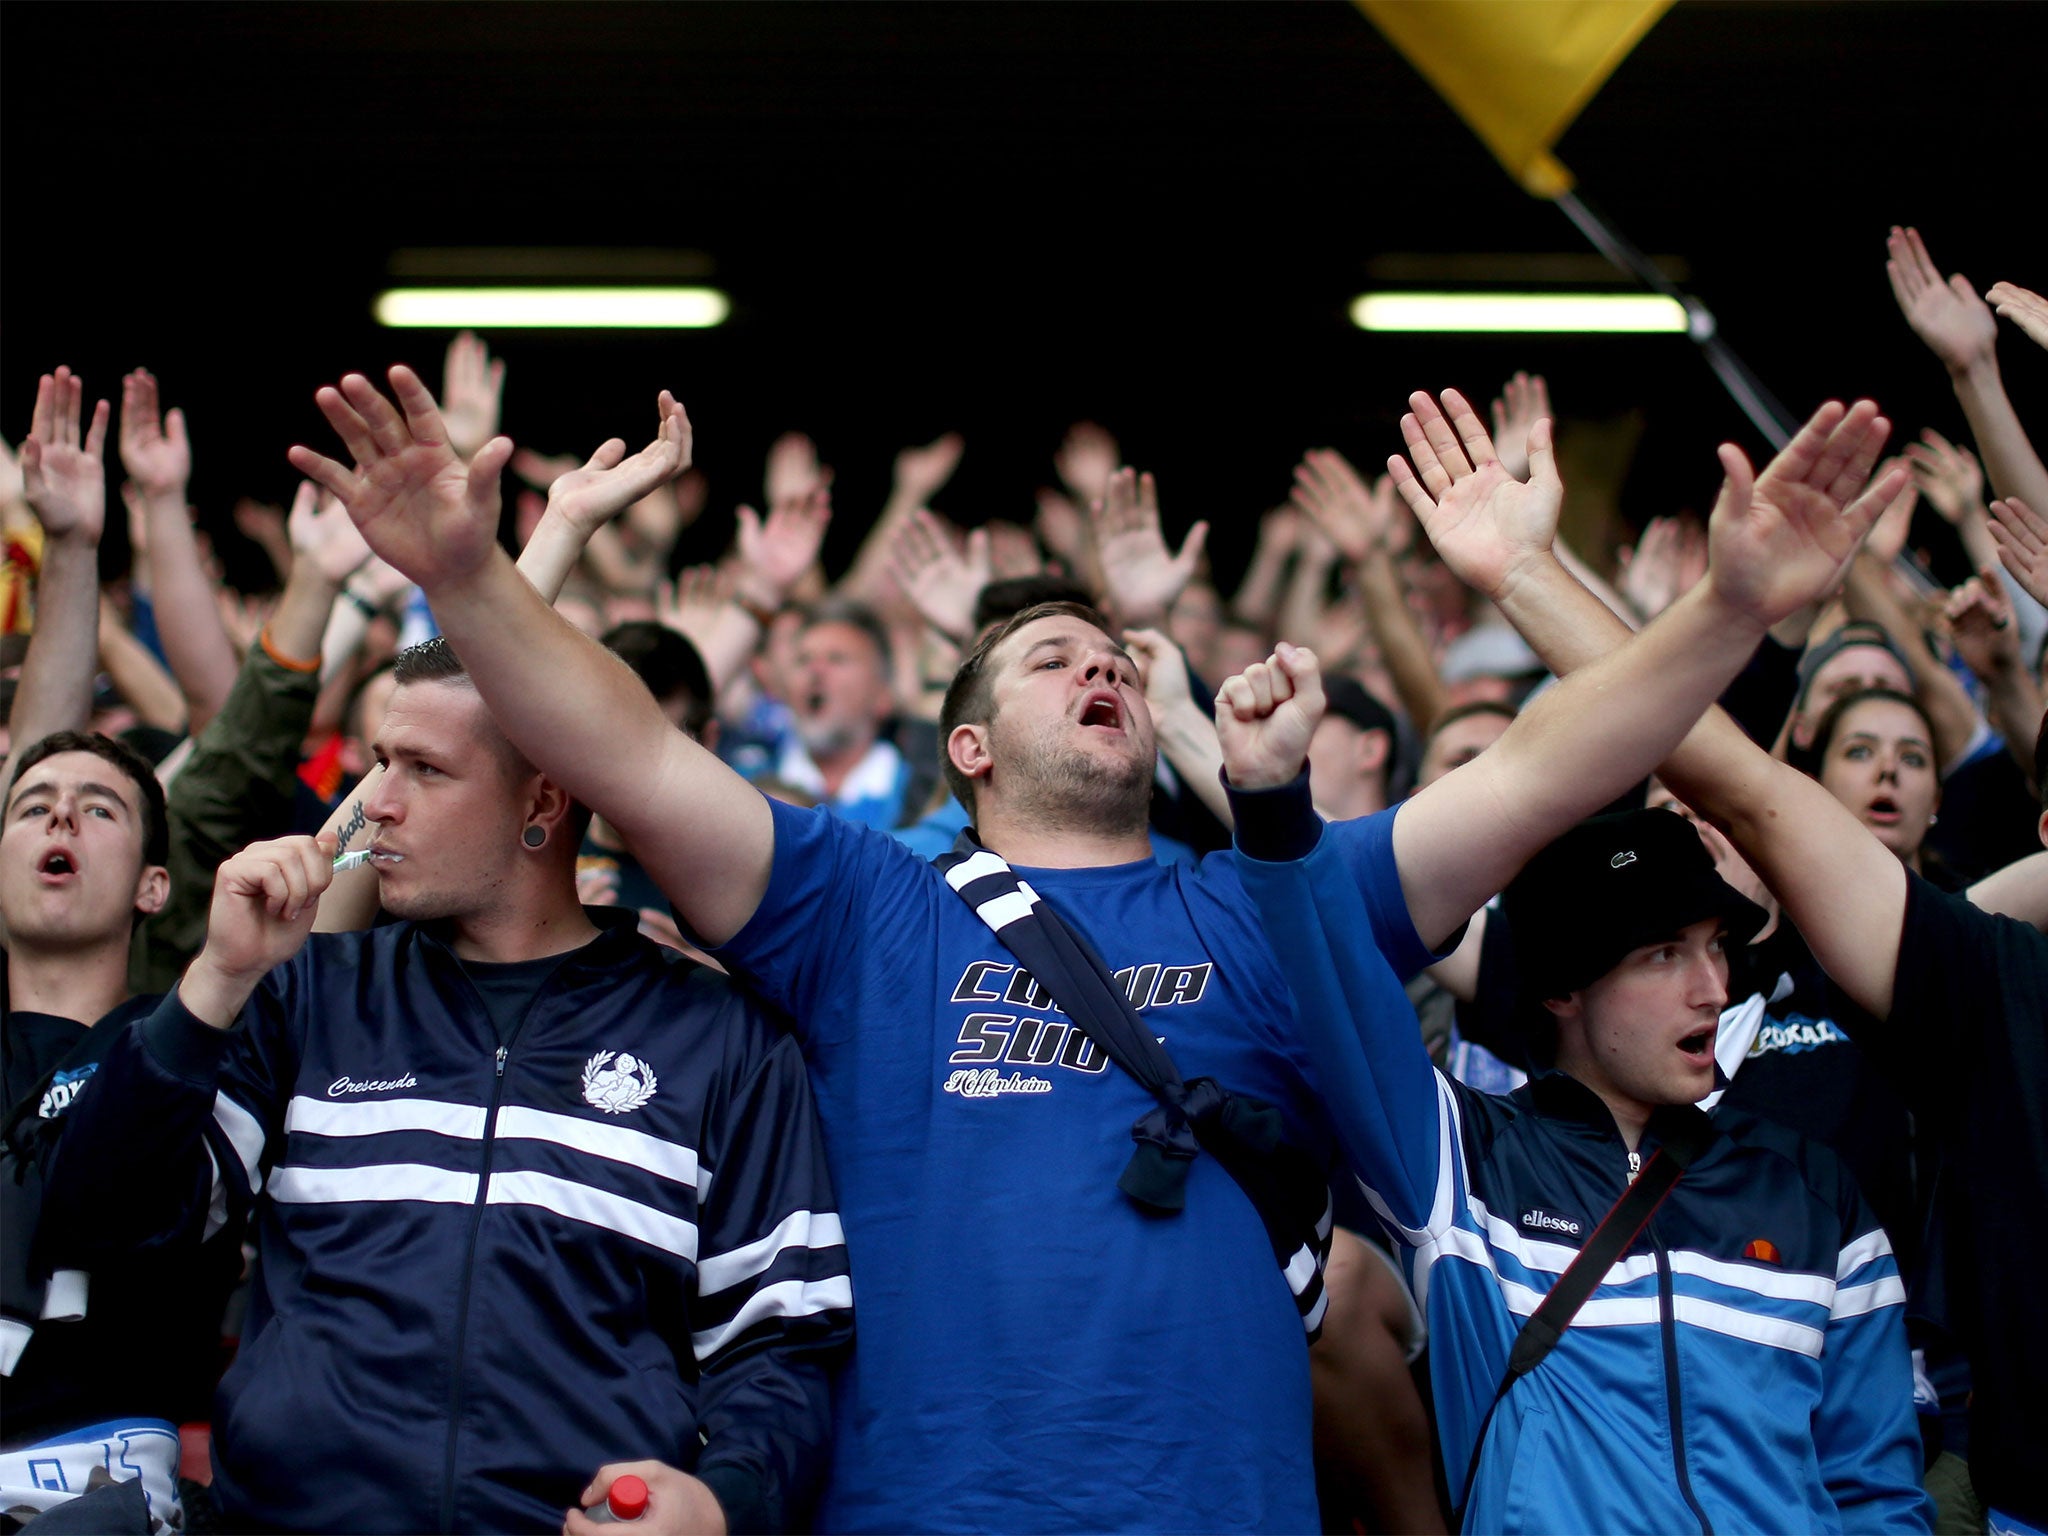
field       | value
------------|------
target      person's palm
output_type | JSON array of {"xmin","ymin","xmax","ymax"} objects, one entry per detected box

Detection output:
[
  {"xmin": 1705, "ymin": 403, "xmax": 1897, "ymax": 627},
  {"xmin": 546, "ymin": 396, "xmax": 691, "ymax": 541},
  {"xmin": 23, "ymin": 369, "xmax": 109, "ymax": 542},
  {"xmin": 739, "ymin": 488, "xmax": 831, "ymax": 601},
  {"xmin": 1888, "ymin": 228, "xmax": 1996, "ymax": 373},
  {"xmin": 25, "ymin": 437, "xmax": 107, "ymax": 541},
  {"xmin": 1905, "ymin": 280, "xmax": 1995, "ymax": 372},
  {"xmin": 894, "ymin": 433, "xmax": 964, "ymax": 505},
  {"xmin": 1418, "ymin": 461, "xmax": 1559, "ymax": 598}
]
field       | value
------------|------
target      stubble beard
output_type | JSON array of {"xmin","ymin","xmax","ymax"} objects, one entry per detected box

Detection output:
[{"xmin": 1000, "ymin": 720, "xmax": 1154, "ymax": 839}]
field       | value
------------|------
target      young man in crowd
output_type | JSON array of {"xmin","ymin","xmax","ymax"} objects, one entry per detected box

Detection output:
[
  {"xmin": 1228, "ymin": 697, "xmax": 1930, "ymax": 1527},
  {"xmin": 1375, "ymin": 383, "xmax": 2048, "ymax": 1529},
  {"xmin": 40, "ymin": 637, "xmax": 853, "ymax": 1533},
  {"xmin": 0, "ymin": 732, "xmax": 228, "ymax": 1531},
  {"xmin": 1306, "ymin": 674, "xmax": 1399, "ymax": 823},
  {"xmin": 290, "ymin": 363, "xmax": 1894, "ymax": 1531}
]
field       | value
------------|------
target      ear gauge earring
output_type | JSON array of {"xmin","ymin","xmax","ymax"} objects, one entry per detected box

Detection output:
[{"xmin": 522, "ymin": 826, "xmax": 547, "ymax": 848}]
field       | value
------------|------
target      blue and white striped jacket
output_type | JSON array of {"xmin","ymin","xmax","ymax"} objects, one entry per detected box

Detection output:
[
  {"xmin": 1235, "ymin": 810, "xmax": 1932, "ymax": 1535},
  {"xmin": 42, "ymin": 910, "xmax": 852, "ymax": 1534}
]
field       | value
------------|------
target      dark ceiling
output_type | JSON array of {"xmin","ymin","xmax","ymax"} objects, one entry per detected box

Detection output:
[{"xmin": 4, "ymin": 1, "xmax": 2043, "ymax": 585}]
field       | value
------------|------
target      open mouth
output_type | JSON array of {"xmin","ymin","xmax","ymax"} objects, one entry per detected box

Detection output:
[
  {"xmin": 1865, "ymin": 795, "xmax": 1901, "ymax": 826},
  {"xmin": 1078, "ymin": 691, "xmax": 1123, "ymax": 731},
  {"xmin": 1677, "ymin": 1028, "xmax": 1715, "ymax": 1063},
  {"xmin": 37, "ymin": 850, "xmax": 77, "ymax": 878}
]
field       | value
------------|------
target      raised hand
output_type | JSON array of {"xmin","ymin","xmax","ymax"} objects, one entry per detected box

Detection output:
[
  {"xmin": 1904, "ymin": 428, "xmax": 1985, "ymax": 525},
  {"xmin": 892, "ymin": 432, "xmax": 965, "ymax": 509},
  {"xmin": 888, "ymin": 508, "xmax": 990, "ymax": 643},
  {"xmin": 1214, "ymin": 641, "xmax": 1326, "ymax": 792},
  {"xmin": 1489, "ymin": 370, "xmax": 1551, "ymax": 483},
  {"xmin": 1055, "ymin": 421, "xmax": 1119, "ymax": 507},
  {"xmin": 1944, "ymin": 569, "xmax": 2021, "ymax": 681},
  {"xmin": 1290, "ymin": 448, "xmax": 1393, "ymax": 565},
  {"xmin": 1861, "ymin": 457, "xmax": 1919, "ymax": 567},
  {"xmin": 0, "ymin": 436, "xmax": 26, "ymax": 511},
  {"xmin": 21, "ymin": 367, "xmax": 111, "ymax": 542},
  {"xmin": 288, "ymin": 366, "xmax": 516, "ymax": 591},
  {"xmin": 439, "ymin": 332, "xmax": 506, "ymax": 460},
  {"xmin": 734, "ymin": 483, "xmax": 832, "ymax": 612},
  {"xmin": 1616, "ymin": 514, "xmax": 1708, "ymax": 623},
  {"xmin": 117, "ymin": 369, "xmax": 192, "ymax": 500},
  {"xmin": 661, "ymin": 563, "xmax": 732, "ymax": 644},
  {"xmin": 1701, "ymin": 399, "xmax": 1903, "ymax": 629},
  {"xmin": 1123, "ymin": 626, "xmax": 1194, "ymax": 717},
  {"xmin": 287, "ymin": 481, "xmax": 375, "ymax": 585},
  {"xmin": 1091, "ymin": 466, "xmax": 1207, "ymax": 628},
  {"xmin": 544, "ymin": 393, "xmax": 693, "ymax": 542},
  {"xmin": 1988, "ymin": 496, "xmax": 2048, "ymax": 609},
  {"xmin": 1987, "ymin": 281, "xmax": 2048, "ymax": 353},
  {"xmin": 1887, "ymin": 227, "xmax": 1998, "ymax": 374},
  {"xmin": 1387, "ymin": 388, "xmax": 1560, "ymax": 600}
]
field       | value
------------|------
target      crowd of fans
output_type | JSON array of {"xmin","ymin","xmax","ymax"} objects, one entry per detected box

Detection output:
[{"xmin": 3, "ymin": 225, "xmax": 2046, "ymax": 1536}]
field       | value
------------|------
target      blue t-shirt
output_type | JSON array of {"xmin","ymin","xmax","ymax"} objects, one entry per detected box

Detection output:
[{"xmin": 719, "ymin": 798, "xmax": 1430, "ymax": 1533}]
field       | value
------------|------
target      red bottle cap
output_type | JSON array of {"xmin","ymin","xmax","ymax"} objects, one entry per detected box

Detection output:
[{"xmin": 607, "ymin": 1475, "xmax": 650, "ymax": 1521}]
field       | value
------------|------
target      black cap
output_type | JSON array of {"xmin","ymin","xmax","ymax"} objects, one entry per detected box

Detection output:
[
  {"xmin": 1321, "ymin": 675, "xmax": 1397, "ymax": 739},
  {"xmin": 1502, "ymin": 807, "xmax": 1768, "ymax": 1003}
]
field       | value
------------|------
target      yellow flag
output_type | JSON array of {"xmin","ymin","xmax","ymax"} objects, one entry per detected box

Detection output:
[{"xmin": 1356, "ymin": 0, "xmax": 1671, "ymax": 197}]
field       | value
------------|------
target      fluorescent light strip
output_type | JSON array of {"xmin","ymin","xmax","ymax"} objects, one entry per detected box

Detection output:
[
  {"xmin": 1350, "ymin": 292, "xmax": 1688, "ymax": 334},
  {"xmin": 374, "ymin": 287, "xmax": 729, "ymax": 330}
]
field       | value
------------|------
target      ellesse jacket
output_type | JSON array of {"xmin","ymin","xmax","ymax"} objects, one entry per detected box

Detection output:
[{"xmin": 1228, "ymin": 784, "xmax": 1931, "ymax": 1535}]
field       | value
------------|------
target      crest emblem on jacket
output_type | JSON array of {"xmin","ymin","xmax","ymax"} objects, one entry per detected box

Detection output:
[{"xmin": 581, "ymin": 1050, "xmax": 658, "ymax": 1114}]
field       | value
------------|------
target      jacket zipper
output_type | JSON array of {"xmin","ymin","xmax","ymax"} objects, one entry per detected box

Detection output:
[
  {"xmin": 1655, "ymin": 1233, "xmax": 1714, "ymax": 1536},
  {"xmin": 436, "ymin": 985, "xmax": 550, "ymax": 1530}
]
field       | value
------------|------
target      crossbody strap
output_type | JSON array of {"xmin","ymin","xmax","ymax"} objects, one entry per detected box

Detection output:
[
  {"xmin": 1454, "ymin": 1107, "xmax": 1713, "ymax": 1525},
  {"xmin": 936, "ymin": 831, "xmax": 1334, "ymax": 1337}
]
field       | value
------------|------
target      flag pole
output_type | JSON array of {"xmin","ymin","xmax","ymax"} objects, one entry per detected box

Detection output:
[{"xmin": 1554, "ymin": 189, "xmax": 1797, "ymax": 449}]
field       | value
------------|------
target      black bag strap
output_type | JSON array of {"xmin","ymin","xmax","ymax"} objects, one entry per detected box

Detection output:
[
  {"xmin": 1453, "ymin": 1107, "xmax": 1713, "ymax": 1524},
  {"xmin": 935, "ymin": 830, "xmax": 1334, "ymax": 1338}
]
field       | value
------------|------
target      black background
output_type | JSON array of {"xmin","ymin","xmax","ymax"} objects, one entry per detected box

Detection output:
[{"xmin": 4, "ymin": 1, "xmax": 2043, "ymax": 587}]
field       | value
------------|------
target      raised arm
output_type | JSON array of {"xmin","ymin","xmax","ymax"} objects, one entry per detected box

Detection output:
[
  {"xmin": 11, "ymin": 368, "xmax": 110, "ymax": 749},
  {"xmin": 513, "ymin": 395, "xmax": 692, "ymax": 603},
  {"xmin": 1090, "ymin": 467, "xmax": 1207, "ymax": 634},
  {"xmin": 1125, "ymin": 627, "xmax": 1232, "ymax": 826},
  {"xmin": 120, "ymin": 370, "xmax": 240, "ymax": 732},
  {"xmin": 1406, "ymin": 395, "xmax": 1921, "ymax": 1016},
  {"xmin": 1290, "ymin": 449, "xmax": 1448, "ymax": 733},
  {"xmin": 1381, "ymin": 391, "xmax": 1898, "ymax": 949},
  {"xmin": 1888, "ymin": 228, "xmax": 2048, "ymax": 518},
  {"xmin": 290, "ymin": 367, "xmax": 774, "ymax": 945}
]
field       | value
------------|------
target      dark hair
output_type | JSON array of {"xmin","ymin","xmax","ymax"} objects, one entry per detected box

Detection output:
[
  {"xmin": 973, "ymin": 575, "xmax": 1095, "ymax": 637},
  {"xmin": 1807, "ymin": 687, "xmax": 1937, "ymax": 775},
  {"xmin": 1425, "ymin": 700, "xmax": 1518, "ymax": 744},
  {"xmin": 800, "ymin": 600, "xmax": 893, "ymax": 679},
  {"xmin": 392, "ymin": 635, "xmax": 469, "ymax": 689},
  {"xmin": 388, "ymin": 638, "xmax": 594, "ymax": 842},
  {"xmin": 8, "ymin": 730, "xmax": 169, "ymax": 869},
  {"xmin": 602, "ymin": 622, "xmax": 714, "ymax": 742},
  {"xmin": 940, "ymin": 599, "xmax": 1112, "ymax": 817}
]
